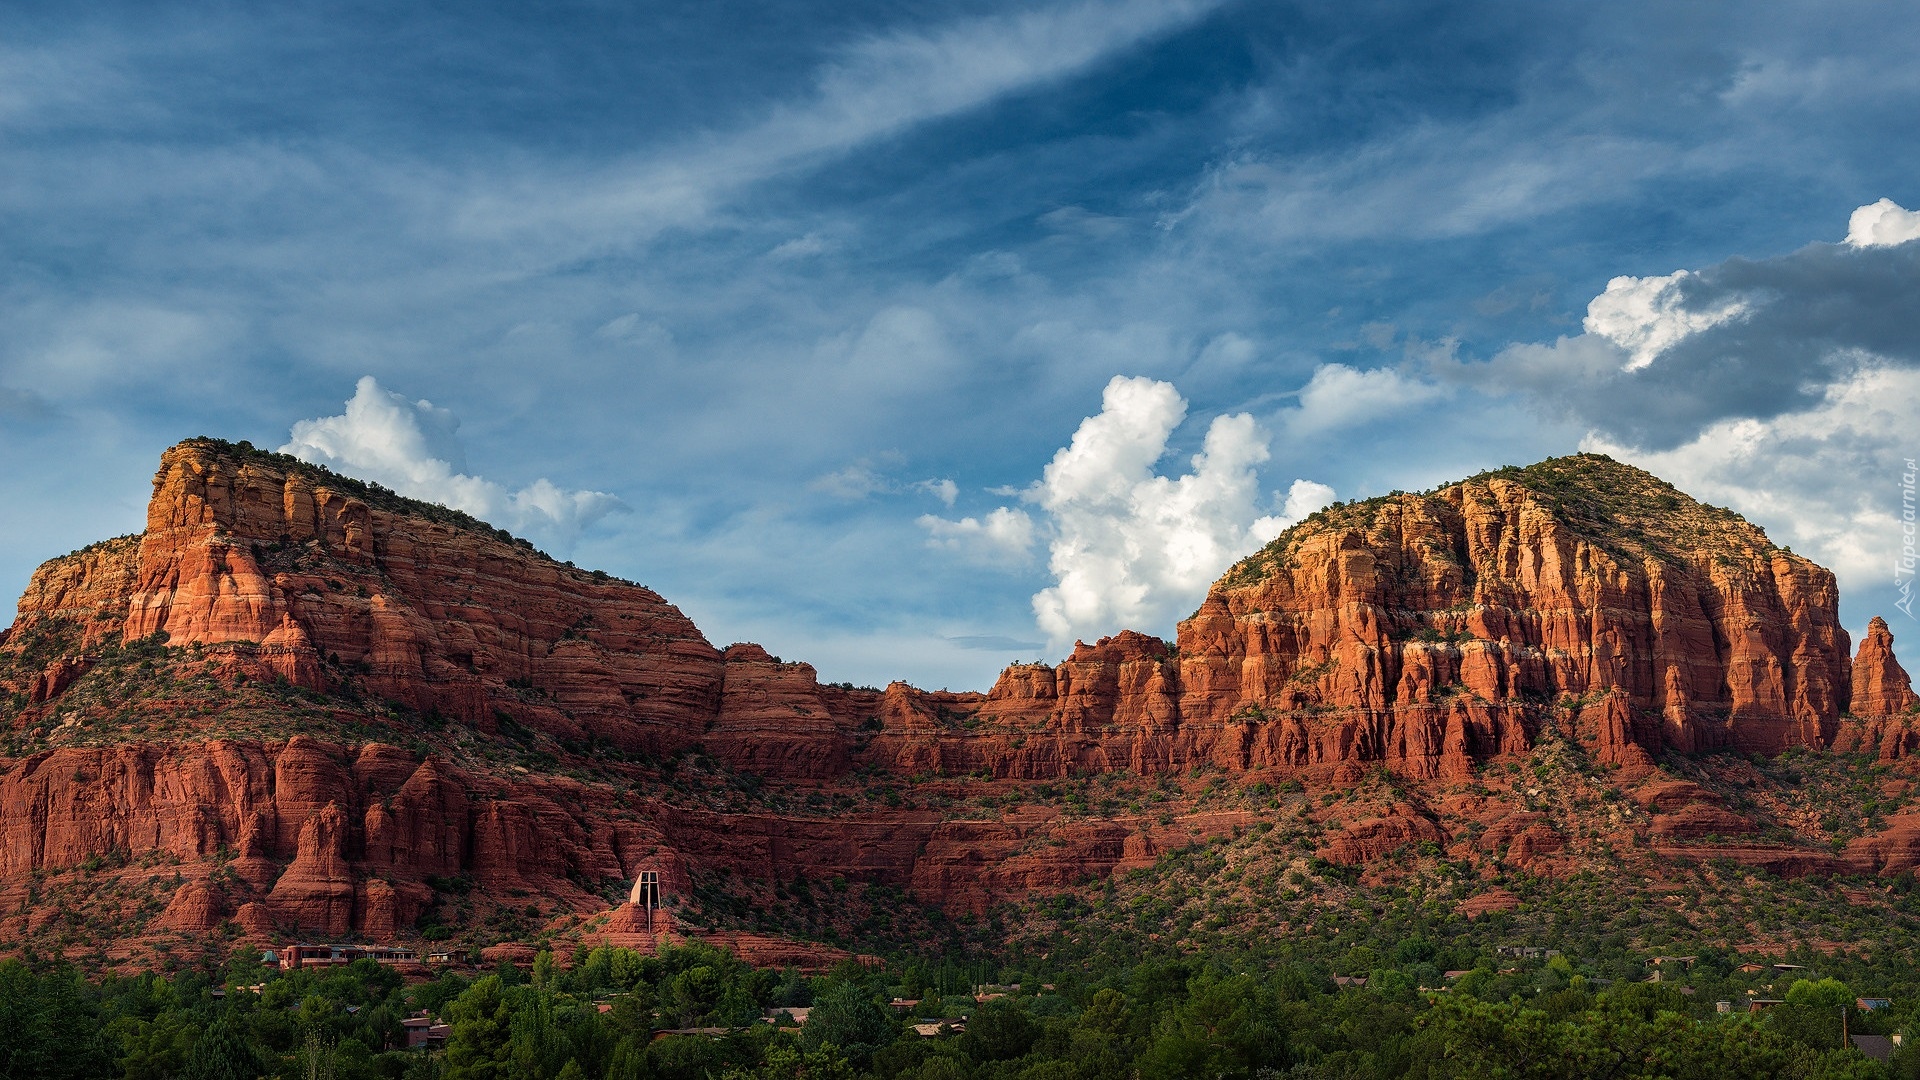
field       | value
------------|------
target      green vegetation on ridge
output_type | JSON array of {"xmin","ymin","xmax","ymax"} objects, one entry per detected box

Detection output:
[
  {"xmin": 173, "ymin": 437, "xmax": 550, "ymax": 558},
  {"xmin": 1219, "ymin": 452, "xmax": 1791, "ymax": 591}
]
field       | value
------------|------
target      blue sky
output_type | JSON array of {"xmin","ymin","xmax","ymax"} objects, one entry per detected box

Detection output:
[{"xmin": 4, "ymin": 0, "xmax": 1918, "ymax": 688}]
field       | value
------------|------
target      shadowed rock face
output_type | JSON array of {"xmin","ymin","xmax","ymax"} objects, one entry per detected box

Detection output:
[
  {"xmin": 0, "ymin": 736, "xmax": 687, "ymax": 939},
  {"xmin": 0, "ymin": 442, "xmax": 1913, "ymax": 948}
]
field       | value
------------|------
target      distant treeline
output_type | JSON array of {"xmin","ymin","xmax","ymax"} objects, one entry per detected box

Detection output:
[{"xmin": 1, "ymin": 937, "xmax": 1915, "ymax": 1079}]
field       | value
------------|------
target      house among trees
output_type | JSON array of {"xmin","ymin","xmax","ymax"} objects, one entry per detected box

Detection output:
[
  {"xmin": 266, "ymin": 944, "xmax": 417, "ymax": 971},
  {"xmin": 912, "ymin": 1019, "xmax": 968, "ymax": 1037},
  {"xmin": 1851, "ymin": 1035, "xmax": 1896, "ymax": 1063},
  {"xmin": 651, "ymin": 1027, "xmax": 730, "ymax": 1041},
  {"xmin": 764, "ymin": 1006, "xmax": 810, "ymax": 1026},
  {"xmin": 401, "ymin": 1017, "xmax": 450, "ymax": 1050}
]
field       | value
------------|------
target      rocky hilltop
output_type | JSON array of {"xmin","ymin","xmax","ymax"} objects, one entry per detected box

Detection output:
[
  {"xmin": 8, "ymin": 439, "xmax": 867, "ymax": 774},
  {"xmin": 2, "ymin": 441, "xmax": 1916, "ymax": 965},
  {"xmin": 870, "ymin": 456, "xmax": 1871, "ymax": 780}
]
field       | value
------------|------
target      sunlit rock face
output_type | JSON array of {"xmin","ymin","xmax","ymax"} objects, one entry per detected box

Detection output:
[
  {"xmin": 1, "ymin": 443, "xmax": 1908, "ymax": 951},
  {"xmin": 873, "ymin": 455, "xmax": 1861, "ymax": 782}
]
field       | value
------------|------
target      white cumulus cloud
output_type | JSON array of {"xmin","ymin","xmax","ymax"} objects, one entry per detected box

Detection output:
[
  {"xmin": 923, "ymin": 375, "xmax": 1331, "ymax": 650},
  {"xmin": 914, "ymin": 478, "xmax": 959, "ymax": 506},
  {"xmin": 1462, "ymin": 197, "xmax": 1920, "ymax": 655},
  {"xmin": 1845, "ymin": 198, "xmax": 1920, "ymax": 249},
  {"xmin": 1583, "ymin": 269, "xmax": 1750, "ymax": 371},
  {"xmin": 1582, "ymin": 361, "xmax": 1920, "ymax": 629},
  {"xmin": 1285, "ymin": 362, "xmax": 1447, "ymax": 434},
  {"xmin": 918, "ymin": 506, "xmax": 1036, "ymax": 564},
  {"xmin": 1278, "ymin": 478, "xmax": 1338, "ymax": 526},
  {"xmin": 1031, "ymin": 378, "xmax": 1304, "ymax": 647},
  {"xmin": 280, "ymin": 376, "xmax": 624, "ymax": 550}
]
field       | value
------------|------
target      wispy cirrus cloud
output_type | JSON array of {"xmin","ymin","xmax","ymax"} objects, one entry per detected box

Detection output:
[
  {"xmin": 456, "ymin": 0, "xmax": 1227, "ymax": 247},
  {"xmin": 0, "ymin": 386, "xmax": 56, "ymax": 421},
  {"xmin": 1171, "ymin": 126, "xmax": 1683, "ymax": 247},
  {"xmin": 811, "ymin": 453, "xmax": 959, "ymax": 507}
]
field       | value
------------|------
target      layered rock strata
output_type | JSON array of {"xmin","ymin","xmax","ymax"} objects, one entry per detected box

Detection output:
[
  {"xmin": 0, "ymin": 736, "xmax": 689, "ymax": 937},
  {"xmin": 10, "ymin": 446, "xmax": 1883, "ymax": 786},
  {"xmin": 7, "ymin": 440, "xmax": 868, "ymax": 772},
  {"xmin": 4, "ymin": 443, "xmax": 1917, "ymax": 948},
  {"xmin": 873, "ymin": 458, "xmax": 1869, "ymax": 780}
]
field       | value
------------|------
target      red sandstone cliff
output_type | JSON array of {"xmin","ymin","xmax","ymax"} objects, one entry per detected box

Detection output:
[
  {"xmin": 1834, "ymin": 616, "xmax": 1920, "ymax": 761},
  {"xmin": 0, "ymin": 734, "xmax": 704, "ymax": 941},
  {"xmin": 6, "ymin": 446, "xmax": 1869, "ymax": 789},
  {"xmin": 1852, "ymin": 616, "xmax": 1919, "ymax": 719},
  {"xmin": 2, "ymin": 442, "xmax": 1914, "ymax": 959},
  {"xmin": 5, "ymin": 439, "xmax": 867, "ymax": 772},
  {"xmin": 870, "ymin": 457, "xmax": 1860, "ymax": 782}
]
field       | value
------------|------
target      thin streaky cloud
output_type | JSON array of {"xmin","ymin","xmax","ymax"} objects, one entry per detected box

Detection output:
[{"xmin": 453, "ymin": 0, "xmax": 1226, "ymax": 248}]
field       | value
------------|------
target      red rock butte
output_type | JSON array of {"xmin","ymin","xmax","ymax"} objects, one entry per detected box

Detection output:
[{"xmin": 1, "ymin": 439, "xmax": 1916, "ymax": 957}]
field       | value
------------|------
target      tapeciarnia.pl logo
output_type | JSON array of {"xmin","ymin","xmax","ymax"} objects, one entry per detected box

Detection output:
[{"xmin": 1899, "ymin": 457, "xmax": 1917, "ymax": 619}]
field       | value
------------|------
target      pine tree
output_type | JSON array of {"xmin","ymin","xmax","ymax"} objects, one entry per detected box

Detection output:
[{"xmin": 179, "ymin": 1018, "xmax": 264, "ymax": 1080}]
